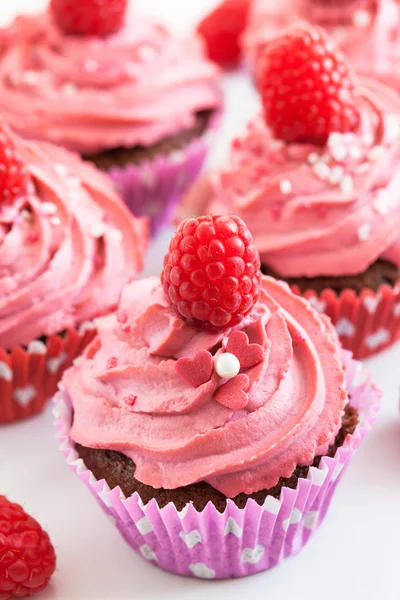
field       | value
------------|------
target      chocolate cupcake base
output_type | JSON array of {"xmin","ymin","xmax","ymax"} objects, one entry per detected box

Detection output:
[
  {"xmin": 76, "ymin": 405, "xmax": 358, "ymax": 513},
  {"xmin": 82, "ymin": 111, "xmax": 218, "ymax": 236},
  {"xmin": 262, "ymin": 258, "xmax": 400, "ymax": 295}
]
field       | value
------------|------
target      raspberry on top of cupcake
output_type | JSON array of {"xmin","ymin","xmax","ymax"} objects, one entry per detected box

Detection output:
[
  {"xmin": 0, "ymin": 0, "xmax": 221, "ymax": 156},
  {"xmin": 243, "ymin": 0, "xmax": 400, "ymax": 89},
  {"xmin": 0, "ymin": 119, "xmax": 146, "ymax": 348},
  {"xmin": 65, "ymin": 214, "xmax": 348, "ymax": 502},
  {"xmin": 185, "ymin": 26, "xmax": 400, "ymax": 286}
]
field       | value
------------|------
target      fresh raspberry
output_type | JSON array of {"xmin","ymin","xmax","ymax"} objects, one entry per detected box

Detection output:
[
  {"xmin": 0, "ymin": 123, "xmax": 30, "ymax": 204},
  {"xmin": 0, "ymin": 496, "xmax": 56, "ymax": 599},
  {"xmin": 50, "ymin": 0, "xmax": 128, "ymax": 37},
  {"xmin": 161, "ymin": 215, "xmax": 261, "ymax": 331},
  {"xmin": 197, "ymin": 0, "xmax": 251, "ymax": 68},
  {"xmin": 258, "ymin": 25, "xmax": 361, "ymax": 145}
]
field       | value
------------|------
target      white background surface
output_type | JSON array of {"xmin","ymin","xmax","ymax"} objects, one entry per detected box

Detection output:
[{"xmin": 1, "ymin": 1, "xmax": 400, "ymax": 598}]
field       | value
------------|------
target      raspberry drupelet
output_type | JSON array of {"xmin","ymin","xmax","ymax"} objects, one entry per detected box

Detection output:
[{"xmin": 161, "ymin": 215, "xmax": 261, "ymax": 330}]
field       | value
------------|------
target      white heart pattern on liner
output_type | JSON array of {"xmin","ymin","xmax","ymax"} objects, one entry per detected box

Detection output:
[
  {"xmin": 241, "ymin": 545, "xmax": 265, "ymax": 565},
  {"xmin": 0, "ymin": 361, "xmax": 13, "ymax": 382},
  {"xmin": 308, "ymin": 297, "xmax": 326, "ymax": 313},
  {"xmin": 140, "ymin": 545, "xmax": 157, "ymax": 562},
  {"xmin": 282, "ymin": 507, "xmax": 302, "ymax": 532},
  {"xmin": 303, "ymin": 511, "xmax": 319, "ymax": 531},
  {"xmin": 135, "ymin": 517, "xmax": 153, "ymax": 535},
  {"xmin": 393, "ymin": 304, "xmax": 400, "ymax": 317},
  {"xmin": 362, "ymin": 295, "xmax": 380, "ymax": 314},
  {"xmin": 47, "ymin": 352, "xmax": 67, "ymax": 374},
  {"xmin": 335, "ymin": 318, "xmax": 356, "ymax": 337},
  {"xmin": 262, "ymin": 495, "xmax": 281, "ymax": 515},
  {"xmin": 365, "ymin": 328, "xmax": 390, "ymax": 350},
  {"xmin": 179, "ymin": 530, "xmax": 202, "ymax": 549},
  {"xmin": 28, "ymin": 340, "xmax": 47, "ymax": 354},
  {"xmin": 189, "ymin": 563, "xmax": 216, "ymax": 579},
  {"xmin": 224, "ymin": 517, "xmax": 243, "ymax": 538},
  {"xmin": 13, "ymin": 385, "xmax": 36, "ymax": 407}
]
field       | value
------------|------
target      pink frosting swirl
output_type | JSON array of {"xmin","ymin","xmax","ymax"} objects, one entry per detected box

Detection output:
[
  {"xmin": 0, "ymin": 12, "xmax": 221, "ymax": 154},
  {"xmin": 243, "ymin": 0, "xmax": 400, "ymax": 90},
  {"xmin": 67, "ymin": 275, "xmax": 347, "ymax": 497},
  {"xmin": 197, "ymin": 78, "xmax": 400, "ymax": 277},
  {"xmin": 0, "ymin": 138, "xmax": 147, "ymax": 348}
]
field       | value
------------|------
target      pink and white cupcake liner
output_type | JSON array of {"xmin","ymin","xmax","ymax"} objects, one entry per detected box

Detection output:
[
  {"xmin": 0, "ymin": 324, "xmax": 96, "ymax": 425},
  {"xmin": 54, "ymin": 350, "xmax": 380, "ymax": 579},
  {"xmin": 107, "ymin": 113, "xmax": 220, "ymax": 237},
  {"xmin": 293, "ymin": 283, "xmax": 400, "ymax": 359}
]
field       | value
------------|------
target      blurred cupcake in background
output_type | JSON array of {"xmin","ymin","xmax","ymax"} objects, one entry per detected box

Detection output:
[
  {"xmin": 0, "ymin": 0, "xmax": 222, "ymax": 235},
  {"xmin": 55, "ymin": 214, "xmax": 380, "ymax": 579},
  {"xmin": 0, "ymin": 121, "xmax": 146, "ymax": 424},
  {"xmin": 243, "ymin": 0, "xmax": 400, "ymax": 89},
  {"xmin": 180, "ymin": 25, "xmax": 400, "ymax": 358}
]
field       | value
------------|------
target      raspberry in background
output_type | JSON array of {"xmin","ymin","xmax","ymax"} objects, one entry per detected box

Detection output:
[
  {"xmin": 162, "ymin": 215, "xmax": 261, "ymax": 330},
  {"xmin": 50, "ymin": 0, "xmax": 128, "ymax": 37},
  {"xmin": 258, "ymin": 25, "xmax": 361, "ymax": 145},
  {"xmin": 197, "ymin": 0, "xmax": 251, "ymax": 68},
  {"xmin": 0, "ymin": 496, "xmax": 56, "ymax": 599},
  {"xmin": 0, "ymin": 496, "xmax": 56, "ymax": 600},
  {"xmin": 0, "ymin": 122, "xmax": 30, "ymax": 204}
]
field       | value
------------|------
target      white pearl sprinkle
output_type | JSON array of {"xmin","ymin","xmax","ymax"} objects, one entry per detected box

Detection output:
[
  {"xmin": 327, "ymin": 132, "xmax": 343, "ymax": 148},
  {"xmin": 279, "ymin": 179, "xmax": 292, "ymax": 195},
  {"xmin": 62, "ymin": 82, "xmax": 77, "ymax": 97},
  {"xmin": 312, "ymin": 162, "xmax": 331, "ymax": 180},
  {"xmin": 358, "ymin": 224, "xmax": 372, "ymax": 241},
  {"xmin": 328, "ymin": 165, "xmax": 344, "ymax": 185},
  {"xmin": 353, "ymin": 9, "xmax": 372, "ymax": 29},
  {"xmin": 51, "ymin": 216, "xmax": 61, "ymax": 226},
  {"xmin": 367, "ymin": 146, "xmax": 384, "ymax": 162},
  {"xmin": 349, "ymin": 146, "xmax": 362, "ymax": 161},
  {"xmin": 22, "ymin": 70, "xmax": 38, "ymax": 85},
  {"xmin": 41, "ymin": 202, "xmax": 57, "ymax": 215},
  {"xmin": 330, "ymin": 144, "xmax": 348, "ymax": 163},
  {"xmin": 214, "ymin": 353, "xmax": 240, "ymax": 380},
  {"xmin": 90, "ymin": 222, "xmax": 106, "ymax": 238},
  {"xmin": 340, "ymin": 174, "xmax": 354, "ymax": 195},
  {"xmin": 54, "ymin": 163, "xmax": 68, "ymax": 176},
  {"xmin": 307, "ymin": 152, "xmax": 320, "ymax": 165}
]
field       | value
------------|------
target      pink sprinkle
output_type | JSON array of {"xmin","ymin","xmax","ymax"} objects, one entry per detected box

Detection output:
[
  {"xmin": 117, "ymin": 310, "xmax": 128, "ymax": 324},
  {"xmin": 106, "ymin": 357, "xmax": 118, "ymax": 369},
  {"xmin": 293, "ymin": 330, "xmax": 306, "ymax": 344},
  {"xmin": 121, "ymin": 323, "xmax": 131, "ymax": 333},
  {"xmin": 270, "ymin": 204, "xmax": 282, "ymax": 220},
  {"xmin": 124, "ymin": 394, "xmax": 137, "ymax": 406},
  {"xmin": 26, "ymin": 231, "xmax": 39, "ymax": 244},
  {"xmin": 317, "ymin": 207, "xmax": 328, "ymax": 219}
]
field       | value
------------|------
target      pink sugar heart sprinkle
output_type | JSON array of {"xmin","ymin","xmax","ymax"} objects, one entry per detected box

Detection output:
[
  {"xmin": 175, "ymin": 350, "xmax": 213, "ymax": 388},
  {"xmin": 214, "ymin": 374, "xmax": 250, "ymax": 411},
  {"xmin": 107, "ymin": 356, "xmax": 118, "ymax": 369},
  {"xmin": 293, "ymin": 330, "xmax": 305, "ymax": 343},
  {"xmin": 226, "ymin": 331, "xmax": 265, "ymax": 370},
  {"xmin": 124, "ymin": 394, "xmax": 137, "ymax": 406},
  {"xmin": 121, "ymin": 323, "xmax": 131, "ymax": 333}
]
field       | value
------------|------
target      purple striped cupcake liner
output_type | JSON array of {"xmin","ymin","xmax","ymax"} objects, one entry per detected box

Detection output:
[
  {"xmin": 107, "ymin": 112, "xmax": 221, "ymax": 237},
  {"xmin": 54, "ymin": 349, "xmax": 380, "ymax": 579}
]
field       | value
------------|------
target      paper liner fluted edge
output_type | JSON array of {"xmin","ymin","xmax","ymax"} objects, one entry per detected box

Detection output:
[
  {"xmin": 106, "ymin": 112, "xmax": 221, "ymax": 237},
  {"xmin": 292, "ymin": 282, "xmax": 400, "ymax": 359},
  {"xmin": 0, "ymin": 324, "xmax": 96, "ymax": 425},
  {"xmin": 54, "ymin": 350, "xmax": 381, "ymax": 579}
]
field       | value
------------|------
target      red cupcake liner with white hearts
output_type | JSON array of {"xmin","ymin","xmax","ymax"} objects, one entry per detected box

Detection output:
[
  {"xmin": 291, "ymin": 282, "xmax": 400, "ymax": 359},
  {"xmin": 0, "ymin": 323, "xmax": 96, "ymax": 425}
]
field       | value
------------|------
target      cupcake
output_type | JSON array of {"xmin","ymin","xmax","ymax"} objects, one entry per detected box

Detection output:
[
  {"xmin": 181, "ymin": 25, "xmax": 400, "ymax": 359},
  {"xmin": 243, "ymin": 0, "xmax": 400, "ymax": 88},
  {"xmin": 0, "ymin": 121, "xmax": 147, "ymax": 424},
  {"xmin": 0, "ymin": 0, "xmax": 222, "ymax": 235},
  {"xmin": 55, "ymin": 214, "xmax": 380, "ymax": 579}
]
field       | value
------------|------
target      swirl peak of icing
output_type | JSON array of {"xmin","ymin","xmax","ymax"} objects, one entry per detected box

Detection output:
[
  {"xmin": 201, "ymin": 78, "xmax": 400, "ymax": 278},
  {"xmin": 0, "ymin": 137, "xmax": 147, "ymax": 348},
  {"xmin": 0, "ymin": 11, "xmax": 221, "ymax": 154},
  {"xmin": 67, "ymin": 275, "xmax": 347, "ymax": 498}
]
